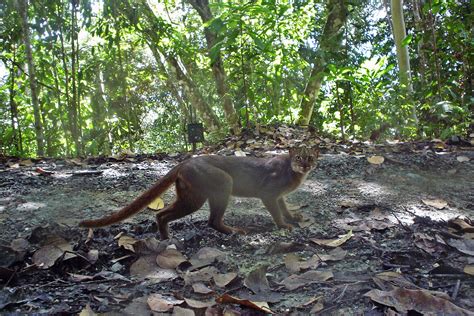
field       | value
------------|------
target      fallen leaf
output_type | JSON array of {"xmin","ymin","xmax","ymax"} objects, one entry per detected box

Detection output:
[
  {"xmin": 87, "ymin": 249, "xmax": 99, "ymax": 264},
  {"xmin": 422, "ymin": 198, "xmax": 448, "ymax": 209},
  {"xmin": 265, "ymin": 241, "xmax": 306, "ymax": 254},
  {"xmin": 311, "ymin": 230, "xmax": 353, "ymax": 248},
  {"xmin": 79, "ymin": 304, "xmax": 96, "ymax": 316},
  {"xmin": 213, "ymin": 272, "xmax": 238, "ymax": 288},
  {"xmin": 464, "ymin": 265, "xmax": 474, "ymax": 276},
  {"xmin": 192, "ymin": 282, "xmax": 214, "ymax": 294},
  {"xmin": 364, "ymin": 287, "xmax": 473, "ymax": 315},
  {"xmin": 457, "ymin": 156, "xmax": 470, "ymax": 162},
  {"xmin": 184, "ymin": 297, "xmax": 215, "ymax": 309},
  {"xmin": 243, "ymin": 265, "xmax": 270, "ymax": 294},
  {"xmin": 156, "ymin": 249, "xmax": 187, "ymax": 269},
  {"xmin": 32, "ymin": 235, "xmax": 75, "ymax": 269},
  {"xmin": 216, "ymin": 294, "xmax": 273, "ymax": 314},
  {"xmin": 130, "ymin": 256, "xmax": 178, "ymax": 282},
  {"xmin": 184, "ymin": 266, "xmax": 219, "ymax": 285},
  {"xmin": 133, "ymin": 237, "xmax": 168, "ymax": 255},
  {"xmin": 19, "ymin": 159, "xmax": 33, "ymax": 166},
  {"xmin": 446, "ymin": 238, "xmax": 474, "ymax": 256},
  {"xmin": 310, "ymin": 298, "xmax": 324, "ymax": 313},
  {"xmin": 234, "ymin": 150, "xmax": 246, "ymax": 157},
  {"xmin": 284, "ymin": 254, "xmax": 320, "ymax": 273},
  {"xmin": 147, "ymin": 293, "xmax": 184, "ymax": 312},
  {"xmin": 367, "ymin": 155, "xmax": 384, "ymax": 165},
  {"xmin": 173, "ymin": 306, "xmax": 195, "ymax": 316},
  {"xmin": 189, "ymin": 247, "xmax": 227, "ymax": 265},
  {"xmin": 148, "ymin": 197, "xmax": 164, "ymax": 210},
  {"xmin": 118, "ymin": 235, "xmax": 138, "ymax": 252},
  {"xmin": 317, "ymin": 247, "xmax": 347, "ymax": 262},
  {"xmin": 10, "ymin": 238, "xmax": 30, "ymax": 254},
  {"xmin": 281, "ymin": 270, "xmax": 333, "ymax": 290},
  {"xmin": 448, "ymin": 218, "xmax": 474, "ymax": 233}
]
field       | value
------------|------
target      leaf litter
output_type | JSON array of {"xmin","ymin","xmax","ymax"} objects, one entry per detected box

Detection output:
[{"xmin": 0, "ymin": 128, "xmax": 473, "ymax": 314}]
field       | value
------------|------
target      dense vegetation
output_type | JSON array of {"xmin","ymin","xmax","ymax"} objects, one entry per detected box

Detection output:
[{"xmin": 0, "ymin": 0, "xmax": 472, "ymax": 157}]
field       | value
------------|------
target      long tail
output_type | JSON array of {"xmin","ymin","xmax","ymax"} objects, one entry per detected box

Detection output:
[{"xmin": 79, "ymin": 165, "xmax": 180, "ymax": 228}]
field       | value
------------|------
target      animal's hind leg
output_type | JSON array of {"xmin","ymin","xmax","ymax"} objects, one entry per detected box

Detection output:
[
  {"xmin": 156, "ymin": 178, "xmax": 205, "ymax": 240},
  {"xmin": 206, "ymin": 170, "xmax": 246, "ymax": 235}
]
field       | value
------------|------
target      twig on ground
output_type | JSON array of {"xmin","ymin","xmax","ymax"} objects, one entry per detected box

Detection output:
[{"xmin": 451, "ymin": 279, "xmax": 461, "ymax": 300}]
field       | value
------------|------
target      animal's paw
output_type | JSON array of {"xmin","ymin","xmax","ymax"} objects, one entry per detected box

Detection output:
[
  {"xmin": 278, "ymin": 222, "xmax": 294, "ymax": 231},
  {"xmin": 232, "ymin": 227, "xmax": 248, "ymax": 235}
]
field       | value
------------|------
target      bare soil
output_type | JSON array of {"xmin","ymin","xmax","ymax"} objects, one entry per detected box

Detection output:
[{"xmin": 0, "ymin": 143, "xmax": 473, "ymax": 315}]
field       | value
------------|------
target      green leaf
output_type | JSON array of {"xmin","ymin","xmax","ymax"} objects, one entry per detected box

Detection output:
[{"xmin": 401, "ymin": 34, "xmax": 412, "ymax": 46}]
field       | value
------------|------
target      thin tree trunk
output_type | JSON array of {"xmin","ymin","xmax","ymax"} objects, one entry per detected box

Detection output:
[
  {"xmin": 298, "ymin": 0, "xmax": 348, "ymax": 126},
  {"xmin": 187, "ymin": 0, "xmax": 240, "ymax": 134},
  {"xmin": 17, "ymin": 0, "xmax": 45, "ymax": 156},
  {"xmin": 335, "ymin": 82, "xmax": 345, "ymax": 141},
  {"xmin": 390, "ymin": 0, "xmax": 418, "ymax": 123},
  {"xmin": 70, "ymin": 0, "xmax": 82, "ymax": 155},
  {"xmin": 57, "ymin": 3, "xmax": 72, "ymax": 156},
  {"xmin": 9, "ymin": 47, "xmax": 22, "ymax": 154}
]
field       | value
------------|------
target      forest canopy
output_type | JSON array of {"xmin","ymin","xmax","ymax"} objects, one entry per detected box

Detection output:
[{"xmin": 0, "ymin": 0, "xmax": 472, "ymax": 157}]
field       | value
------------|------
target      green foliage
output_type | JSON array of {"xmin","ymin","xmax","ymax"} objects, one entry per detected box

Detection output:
[{"xmin": 0, "ymin": 0, "xmax": 470, "ymax": 157}]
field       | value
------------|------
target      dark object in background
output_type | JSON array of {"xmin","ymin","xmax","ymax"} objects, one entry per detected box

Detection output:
[{"xmin": 187, "ymin": 123, "xmax": 204, "ymax": 152}]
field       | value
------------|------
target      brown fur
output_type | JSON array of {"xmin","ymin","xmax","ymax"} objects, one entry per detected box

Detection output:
[{"xmin": 79, "ymin": 147, "xmax": 318, "ymax": 240}]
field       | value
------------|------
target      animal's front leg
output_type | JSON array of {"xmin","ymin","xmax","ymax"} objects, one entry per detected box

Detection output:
[
  {"xmin": 278, "ymin": 197, "xmax": 303, "ymax": 222},
  {"xmin": 262, "ymin": 198, "xmax": 293, "ymax": 230}
]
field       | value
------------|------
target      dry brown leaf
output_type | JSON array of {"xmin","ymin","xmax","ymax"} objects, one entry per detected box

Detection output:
[
  {"xmin": 147, "ymin": 293, "xmax": 184, "ymax": 312},
  {"xmin": 364, "ymin": 287, "xmax": 473, "ymax": 315},
  {"xmin": 213, "ymin": 272, "xmax": 238, "ymax": 288},
  {"xmin": 79, "ymin": 304, "xmax": 96, "ymax": 316},
  {"xmin": 190, "ymin": 247, "xmax": 226, "ymax": 266},
  {"xmin": 464, "ymin": 265, "xmax": 474, "ymax": 276},
  {"xmin": 446, "ymin": 238, "xmax": 474, "ymax": 256},
  {"xmin": 130, "ymin": 256, "xmax": 178, "ymax": 282},
  {"xmin": 448, "ymin": 218, "xmax": 474, "ymax": 233},
  {"xmin": 310, "ymin": 298, "xmax": 324, "ymax": 313},
  {"xmin": 184, "ymin": 298, "xmax": 215, "ymax": 309},
  {"xmin": 281, "ymin": 270, "xmax": 333, "ymax": 290},
  {"xmin": 422, "ymin": 198, "xmax": 448, "ymax": 209},
  {"xmin": 118, "ymin": 235, "xmax": 138, "ymax": 252},
  {"xmin": 215, "ymin": 294, "xmax": 273, "ymax": 314},
  {"xmin": 243, "ymin": 265, "xmax": 270, "ymax": 294},
  {"xmin": 19, "ymin": 159, "xmax": 34, "ymax": 166},
  {"xmin": 184, "ymin": 266, "xmax": 219, "ymax": 285},
  {"xmin": 367, "ymin": 155, "xmax": 384, "ymax": 165},
  {"xmin": 265, "ymin": 241, "xmax": 306, "ymax": 254},
  {"xmin": 192, "ymin": 282, "xmax": 213, "ymax": 294},
  {"xmin": 32, "ymin": 235, "xmax": 75, "ymax": 269},
  {"xmin": 284, "ymin": 254, "xmax": 320, "ymax": 273},
  {"xmin": 310, "ymin": 230, "xmax": 353, "ymax": 248},
  {"xmin": 317, "ymin": 247, "xmax": 347, "ymax": 262},
  {"xmin": 173, "ymin": 306, "xmax": 195, "ymax": 316},
  {"xmin": 156, "ymin": 248, "xmax": 187, "ymax": 269}
]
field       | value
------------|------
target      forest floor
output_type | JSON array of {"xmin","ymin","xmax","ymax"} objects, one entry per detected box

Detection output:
[{"xmin": 1, "ymin": 128, "xmax": 474, "ymax": 315}]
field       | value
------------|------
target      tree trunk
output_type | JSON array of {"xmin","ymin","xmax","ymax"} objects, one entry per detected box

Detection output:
[
  {"xmin": 70, "ymin": 0, "xmax": 82, "ymax": 155},
  {"xmin": 123, "ymin": 0, "xmax": 221, "ymax": 132},
  {"xmin": 9, "ymin": 47, "xmax": 22, "ymax": 154},
  {"xmin": 17, "ymin": 0, "xmax": 45, "ymax": 156},
  {"xmin": 298, "ymin": 0, "xmax": 348, "ymax": 126},
  {"xmin": 390, "ymin": 0, "xmax": 418, "ymax": 123},
  {"xmin": 187, "ymin": 0, "xmax": 240, "ymax": 134}
]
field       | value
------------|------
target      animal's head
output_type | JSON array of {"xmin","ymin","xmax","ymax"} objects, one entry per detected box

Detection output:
[{"xmin": 289, "ymin": 146, "xmax": 319, "ymax": 174}]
